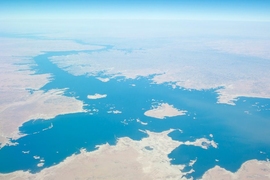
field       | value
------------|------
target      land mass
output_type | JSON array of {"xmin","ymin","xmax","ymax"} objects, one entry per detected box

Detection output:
[
  {"xmin": 144, "ymin": 103, "xmax": 187, "ymax": 119},
  {"xmin": 0, "ymin": 129, "xmax": 219, "ymax": 180}
]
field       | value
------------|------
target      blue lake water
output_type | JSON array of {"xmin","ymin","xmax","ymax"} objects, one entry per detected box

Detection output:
[{"xmin": 0, "ymin": 49, "xmax": 270, "ymax": 179}]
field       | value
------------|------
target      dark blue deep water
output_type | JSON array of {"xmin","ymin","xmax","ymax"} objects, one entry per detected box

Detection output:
[{"xmin": 0, "ymin": 49, "xmax": 270, "ymax": 179}]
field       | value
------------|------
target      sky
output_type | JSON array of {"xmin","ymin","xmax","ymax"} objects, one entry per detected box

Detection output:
[{"xmin": 1, "ymin": 0, "xmax": 270, "ymax": 21}]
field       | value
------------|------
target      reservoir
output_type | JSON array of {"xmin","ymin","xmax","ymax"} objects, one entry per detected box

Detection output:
[{"xmin": 0, "ymin": 49, "xmax": 269, "ymax": 179}]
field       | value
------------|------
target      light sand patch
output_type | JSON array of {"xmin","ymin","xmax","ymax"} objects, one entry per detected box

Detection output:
[
  {"xmin": 189, "ymin": 159, "xmax": 197, "ymax": 167},
  {"xmin": 96, "ymin": 77, "xmax": 110, "ymax": 82},
  {"xmin": 42, "ymin": 123, "xmax": 53, "ymax": 131},
  {"xmin": 37, "ymin": 163, "xmax": 44, "ymax": 167},
  {"xmin": 136, "ymin": 119, "xmax": 148, "ymax": 125},
  {"xmin": 202, "ymin": 159, "xmax": 270, "ymax": 180},
  {"xmin": 87, "ymin": 93, "xmax": 107, "ymax": 99},
  {"xmin": 184, "ymin": 138, "xmax": 218, "ymax": 149},
  {"xmin": 120, "ymin": 119, "xmax": 128, "ymax": 125},
  {"xmin": 107, "ymin": 110, "xmax": 122, "ymax": 114},
  {"xmin": 33, "ymin": 156, "xmax": 40, "ymax": 160},
  {"xmin": 0, "ymin": 129, "xmax": 219, "ymax": 180},
  {"xmin": 144, "ymin": 103, "xmax": 187, "ymax": 119}
]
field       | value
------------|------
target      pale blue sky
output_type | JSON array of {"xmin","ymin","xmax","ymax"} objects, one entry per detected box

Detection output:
[{"xmin": 0, "ymin": 0, "xmax": 270, "ymax": 21}]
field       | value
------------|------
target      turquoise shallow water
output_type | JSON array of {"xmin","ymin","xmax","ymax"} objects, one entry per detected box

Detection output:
[{"xmin": 0, "ymin": 49, "xmax": 270, "ymax": 179}]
